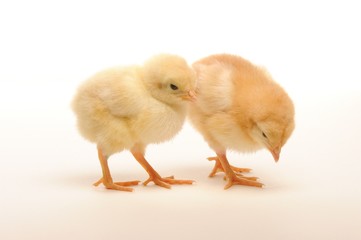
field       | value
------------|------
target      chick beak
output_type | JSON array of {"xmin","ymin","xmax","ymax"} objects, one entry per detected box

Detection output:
[
  {"xmin": 270, "ymin": 147, "xmax": 281, "ymax": 162},
  {"xmin": 182, "ymin": 90, "xmax": 197, "ymax": 102}
]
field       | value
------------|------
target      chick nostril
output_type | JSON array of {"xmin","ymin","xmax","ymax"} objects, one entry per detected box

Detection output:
[
  {"xmin": 188, "ymin": 90, "xmax": 197, "ymax": 99},
  {"xmin": 188, "ymin": 92, "xmax": 197, "ymax": 102}
]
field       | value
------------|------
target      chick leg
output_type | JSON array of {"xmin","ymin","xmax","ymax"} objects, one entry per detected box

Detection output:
[
  {"xmin": 94, "ymin": 146, "xmax": 140, "ymax": 192},
  {"xmin": 131, "ymin": 145, "xmax": 194, "ymax": 189},
  {"xmin": 216, "ymin": 153, "xmax": 263, "ymax": 189},
  {"xmin": 207, "ymin": 156, "xmax": 253, "ymax": 178}
]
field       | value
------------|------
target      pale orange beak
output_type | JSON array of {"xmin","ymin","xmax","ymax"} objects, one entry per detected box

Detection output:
[
  {"xmin": 181, "ymin": 90, "xmax": 197, "ymax": 102},
  {"xmin": 270, "ymin": 146, "xmax": 281, "ymax": 162}
]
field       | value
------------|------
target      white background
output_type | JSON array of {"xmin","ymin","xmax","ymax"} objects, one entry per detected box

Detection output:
[{"xmin": 1, "ymin": 1, "xmax": 361, "ymax": 239}]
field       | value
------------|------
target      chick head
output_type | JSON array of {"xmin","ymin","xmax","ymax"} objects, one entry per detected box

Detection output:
[
  {"xmin": 143, "ymin": 54, "xmax": 197, "ymax": 105},
  {"xmin": 238, "ymin": 76, "xmax": 295, "ymax": 162}
]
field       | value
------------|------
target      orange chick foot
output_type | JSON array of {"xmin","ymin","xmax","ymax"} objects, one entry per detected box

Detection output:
[
  {"xmin": 224, "ymin": 174, "xmax": 264, "ymax": 189},
  {"xmin": 207, "ymin": 157, "xmax": 252, "ymax": 177},
  {"xmin": 93, "ymin": 178, "xmax": 140, "ymax": 192},
  {"xmin": 143, "ymin": 174, "xmax": 194, "ymax": 189}
]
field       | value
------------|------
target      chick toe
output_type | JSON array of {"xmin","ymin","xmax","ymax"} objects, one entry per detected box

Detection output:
[
  {"xmin": 162, "ymin": 176, "xmax": 194, "ymax": 185},
  {"xmin": 143, "ymin": 175, "xmax": 194, "ymax": 189},
  {"xmin": 93, "ymin": 178, "xmax": 140, "ymax": 187},
  {"xmin": 143, "ymin": 175, "xmax": 172, "ymax": 189},
  {"xmin": 131, "ymin": 149, "xmax": 194, "ymax": 189},
  {"xmin": 104, "ymin": 183, "xmax": 134, "ymax": 192},
  {"xmin": 224, "ymin": 175, "xmax": 264, "ymax": 189},
  {"xmin": 223, "ymin": 175, "xmax": 258, "ymax": 181},
  {"xmin": 93, "ymin": 177, "xmax": 138, "ymax": 191},
  {"xmin": 114, "ymin": 180, "xmax": 141, "ymax": 187},
  {"xmin": 207, "ymin": 156, "xmax": 252, "ymax": 177}
]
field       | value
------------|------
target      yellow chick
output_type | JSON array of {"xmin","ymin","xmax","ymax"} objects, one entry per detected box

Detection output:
[
  {"xmin": 189, "ymin": 54, "xmax": 295, "ymax": 189},
  {"xmin": 72, "ymin": 54, "xmax": 197, "ymax": 192}
]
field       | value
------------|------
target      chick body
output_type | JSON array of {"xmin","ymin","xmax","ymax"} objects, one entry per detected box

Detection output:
[
  {"xmin": 73, "ymin": 66, "xmax": 185, "ymax": 154},
  {"xmin": 72, "ymin": 54, "xmax": 196, "ymax": 191},
  {"xmin": 189, "ymin": 54, "xmax": 295, "ymax": 189}
]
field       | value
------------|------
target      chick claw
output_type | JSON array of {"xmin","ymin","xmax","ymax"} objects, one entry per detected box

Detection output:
[
  {"xmin": 207, "ymin": 157, "xmax": 252, "ymax": 177},
  {"xmin": 93, "ymin": 178, "xmax": 140, "ymax": 192},
  {"xmin": 143, "ymin": 175, "xmax": 194, "ymax": 189}
]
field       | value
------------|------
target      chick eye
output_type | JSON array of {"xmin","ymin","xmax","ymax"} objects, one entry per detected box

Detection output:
[
  {"xmin": 170, "ymin": 84, "xmax": 178, "ymax": 90},
  {"xmin": 262, "ymin": 132, "xmax": 268, "ymax": 138}
]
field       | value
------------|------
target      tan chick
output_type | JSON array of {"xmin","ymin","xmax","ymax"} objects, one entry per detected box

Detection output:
[
  {"xmin": 189, "ymin": 54, "xmax": 295, "ymax": 189},
  {"xmin": 72, "ymin": 54, "xmax": 197, "ymax": 192}
]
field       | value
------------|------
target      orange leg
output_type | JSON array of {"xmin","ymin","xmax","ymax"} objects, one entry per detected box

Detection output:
[
  {"xmin": 94, "ymin": 146, "xmax": 140, "ymax": 192},
  {"xmin": 131, "ymin": 145, "xmax": 194, "ymax": 189},
  {"xmin": 215, "ymin": 153, "xmax": 263, "ymax": 189}
]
